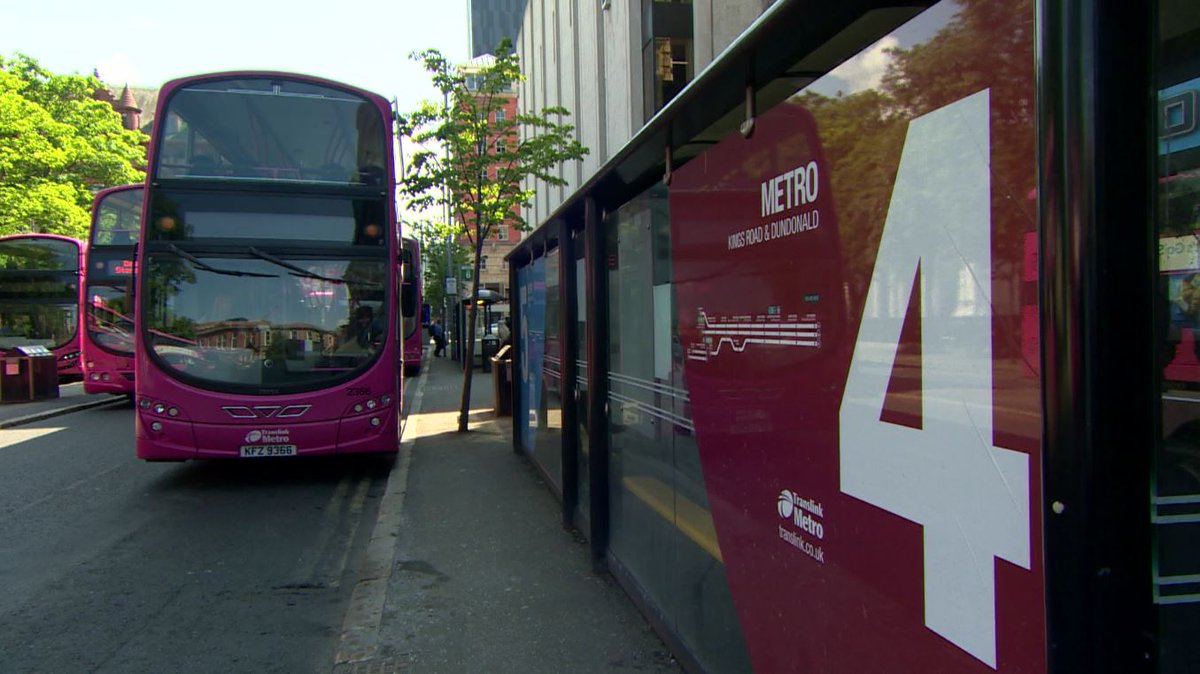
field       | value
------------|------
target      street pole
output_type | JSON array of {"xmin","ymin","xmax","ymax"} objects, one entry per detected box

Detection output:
[{"xmin": 442, "ymin": 88, "xmax": 454, "ymax": 361}]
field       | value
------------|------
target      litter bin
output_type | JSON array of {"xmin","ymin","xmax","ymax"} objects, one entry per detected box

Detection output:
[
  {"xmin": 480, "ymin": 333, "xmax": 499, "ymax": 373},
  {"xmin": 491, "ymin": 344, "xmax": 512, "ymax": 417},
  {"xmin": 0, "ymin": 352, "xmax": 59, "ymax": 403}
]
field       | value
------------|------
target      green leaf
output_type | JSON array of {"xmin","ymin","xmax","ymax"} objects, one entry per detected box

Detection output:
[{"xmin": 0, "ymin": 52, "xmax": 146, "ymax": 236}]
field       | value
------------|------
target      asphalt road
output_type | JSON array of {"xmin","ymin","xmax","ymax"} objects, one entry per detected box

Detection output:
[{"xmin": 0, "ymin": 400, "xmax": 393, "ymax": 674}]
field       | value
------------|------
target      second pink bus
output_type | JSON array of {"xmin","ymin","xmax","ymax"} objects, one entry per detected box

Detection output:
[
  {"xmin": 401, "ymin": 235, "xmax": 423, "ymax": 377},
  {"xmin": 81, "ymin": 184, "xmax": 142, "ymax": 395}
]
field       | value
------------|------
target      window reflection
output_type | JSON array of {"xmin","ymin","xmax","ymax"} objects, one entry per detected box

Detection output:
[{"xmin": 0, "ymin": 304, "xmax": 77, "ymax": 349}]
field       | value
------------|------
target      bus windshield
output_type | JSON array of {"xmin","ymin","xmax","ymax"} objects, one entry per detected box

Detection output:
[
  {"xmin": 0, "ymin": 237, "xmax": 80, "ymax": 349},
  {"xmin": 85, "ymin": 250, "xmax": 136, "ymax": 356},
  {"xmin": 142, "ymin": 253, "xmax": 387, "ymax": 392},
  {"xmin": 154, "ymin": 78, "xmax": 386, "ymax": 185}
]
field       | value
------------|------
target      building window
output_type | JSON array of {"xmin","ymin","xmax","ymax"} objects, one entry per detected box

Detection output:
[
  {"xmin": 494, "ymin": 108, "xmax": 506, "ymax": 123},
  {"xmin": 641, "ymin": 0, "xmax": 695, "ymax": 122},
  {"xmin": 496, "ymin": 137, "xmax": 507, "ymax": 153},
  {"xmin": 496, "ymin": 226, "xmax": 508, "ymax": 241}
]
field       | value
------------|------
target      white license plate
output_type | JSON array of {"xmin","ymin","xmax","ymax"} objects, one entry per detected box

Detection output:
[{"xmin": 239, "ymin": 444, "xmax": 297, "ymax": 458}]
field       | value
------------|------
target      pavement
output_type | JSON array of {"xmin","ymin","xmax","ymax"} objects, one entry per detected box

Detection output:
[
  {"xmin": 0, "ymin": 355, "xmax": 681, "ymax": 673},
  {"xmin": 0, "ymin": 380, "xmax": 128, "ymax": 428},
  {"xmin": 334, "ymin": 350, "xmax": 681, "ymax": 674}
]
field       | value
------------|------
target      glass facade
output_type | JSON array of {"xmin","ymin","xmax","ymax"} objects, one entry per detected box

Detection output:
[{"xmin": 1155, "ymin": 0, "xmax": 1200, "ymax": 670}]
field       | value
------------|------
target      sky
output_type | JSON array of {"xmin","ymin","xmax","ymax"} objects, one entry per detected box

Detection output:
[{"xmin": 0, "ymin": 0, "xmax": 470, "ymax": 114}]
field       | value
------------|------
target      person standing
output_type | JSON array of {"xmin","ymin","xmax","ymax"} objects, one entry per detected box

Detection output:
[
  {"xmin": 430, "ymin": 319, "xmax": 446, "ymax": 357},
  {"xmin": 497, "ymin": 316, "xmax": 512, "ymax": 348}
]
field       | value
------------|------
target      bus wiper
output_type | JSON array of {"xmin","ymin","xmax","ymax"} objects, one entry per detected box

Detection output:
[
  {"xmin": 165, "ymin": 244, "xmax": 277, "ymax": 278},
  {"xmin": 246, "ymin": 247, "xmax": 345, "ymax": 285}
]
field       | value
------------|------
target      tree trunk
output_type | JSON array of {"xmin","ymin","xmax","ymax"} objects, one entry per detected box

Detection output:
[{"xmin": 457, "ymin": 234, "xmax": 486, "ymax": 432}]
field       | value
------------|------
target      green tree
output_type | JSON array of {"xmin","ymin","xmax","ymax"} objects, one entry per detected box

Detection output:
[
  {"xmin": 0, "ymin": 53, "xmax": 146, "ymax": 238},
  {"xmin": 405, "ymin": 217, "xmax": 470, "ymax": 324},
  {"xmin": 400, "ymin": 39, "xmax": 588, "ymax": 431}
]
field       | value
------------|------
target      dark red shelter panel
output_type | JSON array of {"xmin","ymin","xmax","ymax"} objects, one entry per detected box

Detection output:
[{"xmin": 669, "ymin": 2, "xmax": 1043, "ymax": 671}]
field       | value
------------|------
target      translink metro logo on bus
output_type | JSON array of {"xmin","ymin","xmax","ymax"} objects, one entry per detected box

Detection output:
[
  {"xmin": 776, "ymin": 489, "xmax": 826, "ymax": 564},
  {"xmin": 244, "ymin": 429, "xmax": 291, "ymax": 444}
]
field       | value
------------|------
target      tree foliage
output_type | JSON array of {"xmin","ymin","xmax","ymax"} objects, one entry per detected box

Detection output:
[
  {"xmin": 404, "ymin": 217, "xmax": 471, "ymax": 321},
  {"xmin": 0, "ymin": 53, "xmax": 146, "ymax": 238},
  {"xmin": 399, "ymin": 39, "xmax": 588, "ymax": 431}
]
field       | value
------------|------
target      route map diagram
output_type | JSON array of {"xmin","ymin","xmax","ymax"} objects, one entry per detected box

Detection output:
[{"xmin": 686, "ymin": 307, "xmax": 821, "ymax": 362}]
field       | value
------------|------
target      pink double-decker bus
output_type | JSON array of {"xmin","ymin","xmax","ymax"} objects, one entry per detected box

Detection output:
[
  {"xmin": 401, "ymin": 235, "xmax": 423, "ymax": 377},
  {"xmin": 135, "ymin": 72, "xmax": 400, "ymax": 461},
  {"xmin": 81, "ymin": 184, "xmax": 142, "ymax": 394},
  {"xmin": 0, "ymin": 233, "xmax": 84, "ymax": 379}
]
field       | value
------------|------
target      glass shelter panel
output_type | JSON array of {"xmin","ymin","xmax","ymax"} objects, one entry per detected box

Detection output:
[
  {"xmin": 534, "ymin": 248, "xmax": 563, "ymax": 487},
  {"xmin": 607, "ymin": 186, "xmax": 751, "ymax": 673},
  {"xmin": 517, "ymin": 258, "xmax": 545, "ymax": 456},
  {"xmin": 575, "ymin": 236, "xmax": 590, "ymax": 525},
  {"xmin": 1155, "ymin": 0, "xmax": 1200, "ymax": 670}
]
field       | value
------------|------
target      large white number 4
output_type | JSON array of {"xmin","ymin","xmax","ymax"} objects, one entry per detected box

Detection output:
[{"xmin": 839, "ymin": 89, "xmax": 1031, "ymax": 669}]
